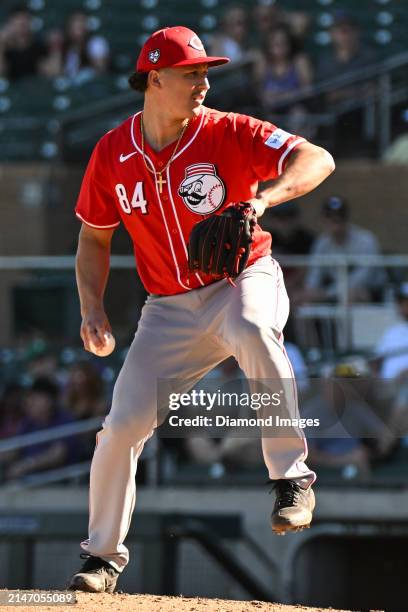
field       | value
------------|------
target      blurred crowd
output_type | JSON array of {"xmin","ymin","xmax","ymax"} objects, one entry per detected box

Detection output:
[
  {"xmin": 0, "ymin": 3, "xmax": 378, "ymax": 100},
  {"xmin": 0, "ymin": 5, "xmax": 110, "ymax": 84},
  {"xmin": 0, "ymin": 2, "xmax": 388, "ymax": 158},
  {"xmin": 0, "ymin": 345, "xmax": 111, "ymax": 484},
  {"xmin": 207, "ymin": 3, "xmax": 379, "ymax": 142}
]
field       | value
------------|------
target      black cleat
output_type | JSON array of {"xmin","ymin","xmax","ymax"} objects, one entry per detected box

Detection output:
[
  {"xmin": 68, "ymin": 554, "xmax": 119, "ymax": 593},
  {"xmin": 270, "ymin": 479, "xmax": 315, "ymax": 535}
]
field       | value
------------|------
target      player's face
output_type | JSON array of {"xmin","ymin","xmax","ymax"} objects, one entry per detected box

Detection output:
[{"xmin": 158, "ymin": 64, "xmax": 210, "ymax": 120}]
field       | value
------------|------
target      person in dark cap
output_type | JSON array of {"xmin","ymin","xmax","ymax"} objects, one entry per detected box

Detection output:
[
  {"xmin": 0, "ymin": 5, "xmax": 48, "ymax": 80},
  {"xmin": 4, "ymin": 377, "xmax": 78, "ymax": 481},
  {"xmin": 316, "ymin": 10, "xmax": 379, "ymax": 155},
  {"xmin": 317, "ymin": 11, "xmax": 377, "ymax": 83},
  {"xmin": 299, "ymin": 195, "xmax": 385, "ymax": 303}
]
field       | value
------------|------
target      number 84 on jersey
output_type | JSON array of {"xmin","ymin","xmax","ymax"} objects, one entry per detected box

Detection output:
[{"xmin": 115, "ymin": 182, "xmax": 148, "ymax": 215}]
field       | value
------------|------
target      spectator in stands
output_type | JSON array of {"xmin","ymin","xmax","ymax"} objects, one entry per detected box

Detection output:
[
  {"xmin": 63, "ymin": 361, "xmax": 107, "ymax": 420},
  {"xmin": 251, "ymin": 2, "xmax": 282, "ymax": 47},
  {"xmin": 383, "ymin": 131, "xmax": 408, "ymax": 165},
  {"xmin": 318, "ymin": 11, "xmax": 377, "ymax": 85},
  {"xmin": 376, "ymin": 283, "xmax": 408, "ymax": 380},
  {"xmin": 25, "ymin": 342, "xmax": 59, "ymax": 384},
  {"xmin": 302, "ymin": 358, "xmax": 394, "ymax": 477},
  {"xmin": 284, "ymin": 10, "xmax": 310, "ymax": 49},
  {"xmin": 375, "ymin": 283, "xmax": 408, "ymax": 439},
  {"xmin": 254, "ymin": 24, "xmax": 313, "ymax": 137},
  {"xmin": 62, "ymin": 362, "xmax": 107, "ymax": 461},
  {"xmin": 316, "ymin": 12, "xmax": 378, "ymax": 156},
  {"xmin": 208, "ymin": 5, "xmax": 259, "ymax": 111},
  {"xmin": 298, "ymin": 196, "xmax": 386, "ymax": 303},
  {"xmin": 61, "ymin": 11, "xmax": 110, "ymax": 83},
  {"xmin": 39, "ymin": 27, "xmax": 65, "ymax": 79},
  {"xmin": 254, "ymin": 25, "xmax": 313, "ymax": 107},
  {"xmin": 0, "ymin": 383, "xmax": 25, "ymax": 439},
  {"xmin": 0, "ymin": 5, "xmax": 47, "ymax": 80},
  {"xmin": 252, "ymin": 2, "xmax": 310, "ymax": 50},
  {"xmin": 209, "ymin": 5, "xmax": 248, "ymax": 63},
  {"xmin": 4, "ymin": 377, "xmax": 77, "ymax": 481},
  {"xmin": 0, "ymin": 383, "xmax": 26, "ymax": 481}
]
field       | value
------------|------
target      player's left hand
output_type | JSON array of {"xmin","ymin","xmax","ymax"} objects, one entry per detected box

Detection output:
[{"xmin": 247, "ymin": 197, "xmax": 267, "ymax": 218}]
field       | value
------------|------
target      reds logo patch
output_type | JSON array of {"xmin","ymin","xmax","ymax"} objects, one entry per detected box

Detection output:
[
  {"xmin": 148, "ymin": 49, "xmax": 160, "ymax": 64},
  {"xmin": 178, "ymin": 163, "xmax": 225, "ymax": 215},
  {"xmin": 188, "ymin": 35, "xmax": 204, "ymax": 52}
]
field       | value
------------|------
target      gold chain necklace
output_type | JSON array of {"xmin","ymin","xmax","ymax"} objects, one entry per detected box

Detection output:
[{"xmin": 140, "ymin": 114, "xmax": 189, "ymax": 193}]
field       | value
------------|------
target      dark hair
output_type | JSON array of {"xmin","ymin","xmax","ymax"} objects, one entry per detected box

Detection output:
[
  {"xmin": 63, "ymin": 11, "xmax": 91, "ymax": 70},
  {"xmin": 30, "ymin": 377, "xmax": 59, "ymax": 400},
  {"xmin": 322, "ymin": 195, "xmax": 349, "ymax": 219},
  {"xmin": 129, "ymin": 71, "xmax": 149, "ymax": 92},
  {"xmin": 332, "ymin": 10, "xmax": 357, "ymax": 29},
  {"xmin": 221, "ymin": 4, "xmax": 247, "ymax": 26},
  {"xmin": 9, "ymin": 4, "xmax": 30, "ymax": 17},
  {"xmin": 264, "ymin": 24, "xmax": 301, "ymax": 61}
]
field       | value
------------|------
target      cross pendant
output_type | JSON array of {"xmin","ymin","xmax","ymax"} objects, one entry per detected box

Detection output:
[{"xmin": 157, "ymin": 173, "xmax": 166, "ymax": 193}]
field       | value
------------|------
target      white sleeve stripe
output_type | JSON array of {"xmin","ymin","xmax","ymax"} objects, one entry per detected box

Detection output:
[
  {"xmin": 277, "ymin": 138, "xmax": 306, "ymax": 176},
  {"xmin": 76, "ymin": 212, "xmax": 120, "ymax": 229}
]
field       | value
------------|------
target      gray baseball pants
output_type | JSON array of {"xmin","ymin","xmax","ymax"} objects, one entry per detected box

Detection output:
[{"xmin": 80, "ymin": 256, "xmax": 316, "ymax": 571}]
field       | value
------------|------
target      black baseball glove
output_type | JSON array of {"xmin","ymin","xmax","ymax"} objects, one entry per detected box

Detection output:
[{"xmin": 187, "ymin": 202, "xmax": 257, "ymax": 280}]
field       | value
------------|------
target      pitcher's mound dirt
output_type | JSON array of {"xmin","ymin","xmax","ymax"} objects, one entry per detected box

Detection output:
[{"xmin": 0, "ymin": 591, "xmax": 355, "ymax": 612}]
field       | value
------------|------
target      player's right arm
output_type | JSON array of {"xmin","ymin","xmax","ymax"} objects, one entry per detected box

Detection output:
[
  {"xmin": 76, "ymin": 224, "xmax": 115, "ymax": 352},
  {"xmin": 75, "ymin": 133, "xmax": 121, "ymax": 352}
]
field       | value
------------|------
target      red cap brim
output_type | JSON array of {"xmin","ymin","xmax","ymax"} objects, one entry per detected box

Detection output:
[
  {"xmin": 137, "ymin": 56, "xmax": 230, "ymax": 72},
  {"xmin": 171, "ymin": 56, "xmax": 230, "ymax": 67}
]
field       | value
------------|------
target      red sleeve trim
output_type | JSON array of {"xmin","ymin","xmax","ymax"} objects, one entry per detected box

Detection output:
[{"xmin": 277, "ymin": 138, "xmax": 306, "ymax": 175}]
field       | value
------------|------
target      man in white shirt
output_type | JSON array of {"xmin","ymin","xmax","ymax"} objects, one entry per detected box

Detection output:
[
  {"xmin": 375, "ymin": 283, "xmax": 408, "ymax": 438},
  {"xmin": 300, "ymin": 196, "xmax": 385, "ymax": 303},
  {"xmin": 376, "ymin": 283, "xmax": 408, "ymax": 379}
]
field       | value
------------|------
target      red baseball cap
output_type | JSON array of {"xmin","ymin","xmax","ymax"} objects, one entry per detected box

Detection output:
[{"xmin": 136, "ymin": 26, "xmax": 230, "ymax": 73}]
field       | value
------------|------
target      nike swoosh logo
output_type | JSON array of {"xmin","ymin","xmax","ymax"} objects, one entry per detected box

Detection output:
[{"xmin": 119, "ymin": 152, "xmax": 138, "ymax": 163}]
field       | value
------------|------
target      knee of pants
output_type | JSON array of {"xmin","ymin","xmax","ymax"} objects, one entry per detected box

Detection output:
[
  {"xmin": 227, "ymin": 318, "xmax": 276, "ymax": 355},
  {"xmin": 228, "ymin": 319, "xmax": 295, "ymax": 380},
  {"xmin": 104, "ymin": 409, "xmax": 156, "ymax": 446}
]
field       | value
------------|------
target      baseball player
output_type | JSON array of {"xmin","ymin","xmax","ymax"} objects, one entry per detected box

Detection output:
[{"xmin": 68, "ymin": 26, "xmax": 335, "ymax": 593}]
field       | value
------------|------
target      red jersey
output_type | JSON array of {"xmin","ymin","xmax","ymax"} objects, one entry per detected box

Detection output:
[{"xmin": 75, "ymin": 106, "xmax": 306, "ymax": 295}]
